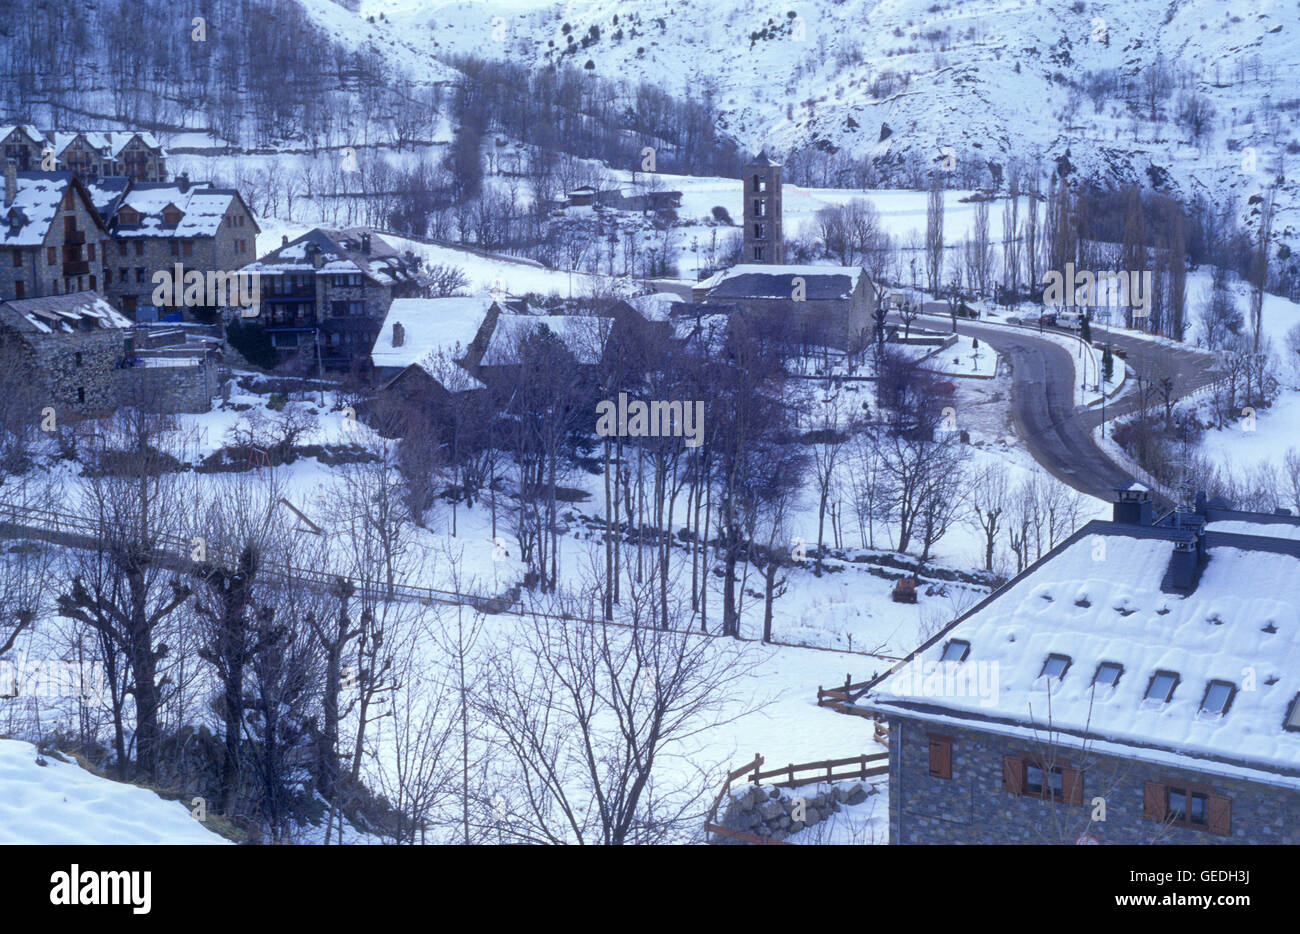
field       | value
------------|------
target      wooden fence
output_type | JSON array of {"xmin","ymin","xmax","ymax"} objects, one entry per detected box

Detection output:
[{"xmin": 704, "ymin": 750, "xmax": 889, "ymax": 844}]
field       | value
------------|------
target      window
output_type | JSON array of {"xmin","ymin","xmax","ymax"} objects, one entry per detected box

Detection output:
[
  {"xmin": 1199, "ymin": 680, "xmax": 1235, "ymax": 716},
  {"xmin": 170, "ymin": 241, "xmax": 179, "ymax": 257},
  {"xmin": 105, "ymin": 269, "xmax": 112, "ymax": 285},
  {"xmin": 1144, "ymin": 781, "xmax": 1229, "ymax": 834},
  {"xmin": 1145, "ymin": 670, "xmax": 1179, "ymax": 703},
  {"xmin": 118, "ymin": 241, "xmax": 127, "ymax": 256},
  {"xmin": 1094, "ymin": 662, "xmax": 1123, "ymax": 687},
  {"xmin": 182, "ymin": 241, "xmax": 194, "ymax": 257},
  {"xmin": 928, "ymin": 736, "xmax": 952, "ymax": 779},
  {"xmin": 754, "ymin": 223, "xmax": 766, "ymax": 240},
  {"xmin": 46, "ymin": 246, "xmax": 56, "ymax": 265},
  {"xmin": 76, "ymin": 387, "xmax": 85, "ymax": 404},
  {"xmin": 87, "ymin": 243, "xmax": 95, "ymax": 260},
  {"xmin": 120, "ymin": 268, "xmax": 128, "ymax": 282},
  {"xmin": 753, "ymin": 199, "xmax": 765, "ymax": 217},
  {"xmin": 1003, "ymin": 755, "xmax": 1082, "ymax": 805},
  {"xmin": 73, "ymin": 352, "xmax": 82, "ymax": 367},
  {"xmin": 1040, "ymin": 654, "xmax": 1071, "ymax": 680},
  {"xmin": 134, "ymin": 241, "xmax": 143, "ymax": 256},
  {"xmin": 14, "ymin": 280, "xmax": 23, "ymax": 299},
  {"xmin": 752, "ymin": 246, "xmax": 764, "ymax": 261},
  {"xmin": 752, "ymin": 174, "xmax": 765, "ymax": 192},
  {"xmin": 940, "ymin": 639, "xmax": 970, "ymax": 663},
  {"xmin": 88, "ymin": 275, "xmax": 95, "ymax": 291},
  {"xmin": 135, "ymin": 267, "xmax": 145, "ymax": 282},
  {"xmin": 12, "ymin": 250, "xmax": 20, "ymax": 267},
  {"xmin": 1285, "ymin": 694, "xmax": 1300, "ymax": 732},
  {"xmin": 1025, "ymin": 762, "xmax": 1063, "ymax": 800}
]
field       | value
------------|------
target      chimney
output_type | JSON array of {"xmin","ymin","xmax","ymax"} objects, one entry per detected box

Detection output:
[
  {"xmin": 177, "ymin": 172, "xmax": 190, "ymax": 194},
  {"xmin": 1164, "ymin": 537, "xmax": 1199, "ymax": 592},
  {"xmin": 360, "ymin": 232, "xmax": 371, "ymax": 255},
  {"xmin": 282, "ymin": 234, "xmax": 289, "ymax": 246},
  {"xmin": 4, "ymin": 160, "xmax": 16, "ymax": 208},
  {"xmin": 392, "ymin": 321, "xmax": 404, "ymax": 347},
  {"xmin": 1112, "ymin": 484, "xmax": 1153, "ymax": 526}
]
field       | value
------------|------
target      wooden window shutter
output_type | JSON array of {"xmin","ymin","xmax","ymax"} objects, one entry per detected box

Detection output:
[
  {"xmin": 1142, "ymin": 781, "xmax": 1165, "ymax": 821},
  {"xmin": 1002, "ymin": 755, "xmax": 1023, "ymax": 794},
  {"xmin": 1207, "ymin": 794, "xmax": 1231, "ymax": 836},
  {"xmin": 1061, "ymin": 766, "xmax": 1083, "ymax": 806},
  {"xmin": 928, "ymin": 737, "xmax": 952, "ymax": 779}
]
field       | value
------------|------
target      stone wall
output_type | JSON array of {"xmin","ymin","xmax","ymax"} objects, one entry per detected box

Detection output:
[
  {"xmin": 16, "ymin": 328, "xmax": 123, "ymax": 415},
  {"xmin": 123, "ymin": 359, "xmax": 218, "ymax": 414},
  {"xmin": 716, "ymin": 780, "xmax": 880, "ymax": 843},
  {"xmin": 888, "ymin": 715, "xmax": 1300, "ymax": 845}
]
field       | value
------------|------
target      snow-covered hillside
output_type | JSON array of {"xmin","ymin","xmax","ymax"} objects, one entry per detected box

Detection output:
[
  {"xmin": 314, "ymin": 0, "xmax": 1298, "ymax": 252},
  {"xmin": 0, "ymin": 739, "xmax": 229, "ymax": 845}
]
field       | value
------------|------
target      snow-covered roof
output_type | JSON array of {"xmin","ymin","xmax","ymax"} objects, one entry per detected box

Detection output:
[
  {"xmin": 480, "ymin": 314, "xmax": 611, "ymax": 367},
  {"xmin": 371, "ymin": 294, "xmax": 495, "ymax": 390},
  {"xmin": 0, "ymin": 125, "xmax": 45, "ymax": 147},
  {"xmin": 856, "ymin": 517, "xmax": 1300, "ymax": 789},
  {"xmin": 112, "ymin": 181, "xmax": 252, "ymax": 239},
  {"xmin": 626, "ymin": 291, "xmax": 679, "ymax": 323},
  {"xmin": 0, "ymin": 290, "xmax": 133, "ymax": 335},
  {"xmin": 703, "ymin": 264, "xmax": 864, "ymax": 302},
  {"xmin": 246, "ymin": 228, "xmax": 418, "ymax": 288},
  {"xmin": 1, "ymin": 172, "xmax": 99, "ymax": 247}
]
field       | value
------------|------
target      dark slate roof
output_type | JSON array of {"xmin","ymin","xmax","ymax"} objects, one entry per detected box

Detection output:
[{"xmin": 706, "ymin": 267, "xmax": 862, "ymax": 301}]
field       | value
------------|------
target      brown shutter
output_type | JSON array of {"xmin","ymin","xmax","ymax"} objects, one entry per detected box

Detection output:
[
  {"xmin": 928, "ymin": 737, "xmax": 952, "ymax": 779},
  {"xmin": 1002, "ymin": 755, "xmax": 1023, "ymax": 794},
  {"xmin": 1142, "ymin": 781, "xmax": 1165, "ymax": 821},
  {"xmin": 1061, "ymin": 766, "xmax": 1084, "ymax": 806},
  {"xmin": 1207, "ymin": 794, "xmax": 1231, "ymax": 836}
]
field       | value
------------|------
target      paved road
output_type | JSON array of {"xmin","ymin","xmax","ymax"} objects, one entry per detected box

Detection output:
[{"xmin": 895, "ymin": 315, "xmax": 1221, "ymax": 505}]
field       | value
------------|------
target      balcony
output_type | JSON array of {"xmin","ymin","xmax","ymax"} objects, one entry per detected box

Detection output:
[
  {"xmin": 65, "ymin": 230, "xmax": 85, "ymax": 245},
  {"xmin": 63, "ymin": 261, "xmax": 90, "ymax": 277}
]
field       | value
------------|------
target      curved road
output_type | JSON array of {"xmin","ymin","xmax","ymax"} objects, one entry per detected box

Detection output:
[{"xmin": 903, "ymin": 315, "xmax": 1221, "ymax": 506}]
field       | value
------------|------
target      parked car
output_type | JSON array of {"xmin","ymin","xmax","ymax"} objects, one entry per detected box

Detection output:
[{"xmin": 1037, "ymin": 312, "xmax": 1058, "ymax": 326}]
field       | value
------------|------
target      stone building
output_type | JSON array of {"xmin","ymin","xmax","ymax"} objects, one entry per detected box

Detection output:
[
  {"xmin": 92, "ymin": 176, "xmax": 259, "ymax": 321},
  {"xmin": 0, "ymin": 291, "xmax": 132, "ymax": 415},
  {"xmin": 693, "ymin": 264, "xmax": 874, "ymax": 351},
  {"xmin": 244, "ymin": 228, "xmax": 427, "ymax": 369},
  {"xmin": 743, "ymin": 151, "xmax": 783, "ymax": 264},
  {"xmin": 49, "ymin": 132, "xmax": 167, "ymax": 183},
  {"xmin": 0, "ymin": 126, "xmax": 47, "ymax": 171},
  {"xmin": 1, "ymin": 166, "xmax": 111, "ymax": 302},
  {"xmin": 848, "ymin": 487, "xmax": 1300, "ymax": 845}
]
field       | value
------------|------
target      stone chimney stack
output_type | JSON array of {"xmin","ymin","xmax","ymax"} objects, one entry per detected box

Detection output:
[
  {"xmin": 392, "ymin": 321, "xmax": 405, "ymax": 347},
  {"xmin": 4, "ymin": 160, "xmax": 17, "ymax": 208},
  {"xmin": 361, "ymin": 232, "xmax": 371, "ymax": 255},
  {"xmin": 177, "ymin": 172, "xmax": 190, "ymax": 194}
]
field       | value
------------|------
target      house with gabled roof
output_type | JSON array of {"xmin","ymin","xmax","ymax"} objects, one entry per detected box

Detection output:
[
  {"xmin": 96, "ymin": 175, "xmax": 258, "ymax": 321},
  {"xmin": 242, "ymin": 227, "xmax": 426, "ymax": 369},
  {"xmin": 0, "ymin": 126, "xmax": 48, "ymax": 171},
  {"xmin": 842, "ymin": 485, "xmax": 1300, "ymax": 845},
  {"xmin": 1, "ymin": 166, "xmax": 110, "ymax": 303},
  {"xmin": 48, "ymin": 131, "xmax": 167, "ymax": 183}
]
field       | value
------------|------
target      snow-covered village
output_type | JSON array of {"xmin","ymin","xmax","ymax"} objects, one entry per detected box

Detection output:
[{"xmin": 0, "ymin": 0, "xmax": 1293, "ymax": 891}]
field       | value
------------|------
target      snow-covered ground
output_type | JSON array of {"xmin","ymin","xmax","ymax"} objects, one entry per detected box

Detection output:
[{"xmin": 0, "ymin": 739, "xmax": 228, "ymax": 845}]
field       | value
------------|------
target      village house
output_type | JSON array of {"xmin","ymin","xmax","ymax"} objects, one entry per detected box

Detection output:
[
  {"xmin": 243, "ymin": 228, "xmax": 427, "ymax": 369},
  {"xmin": 369, "ymin": 294, "xmax": 501, "ymax": 429},
  {"xmin": 0, "ymin": 291, "xmax": 132, "ymax": 414},
  {"xmin": 92, "ymin": 175, "xmax": 259, "ymax": 321},
  {"xmin": 0, "ymin": 126, "xmax": 47, "ymax": 171},
  {"xmin": 49, "ymin": 132, "xmax": 167, "ymax": 183},
  {"xmin": 1, "ymin": 165, "xmax": 110, "ymax": 303},
  {"xmin": 476, "ymin": 312, "xmax": 611, "ymax": 385},
  {"xmin": 694, "ymin": 263, "xmax": 874, "ymax": 351},
  {"xmin": 844, "ymin": 486, "xmax": 1300, "ymax": 845}
]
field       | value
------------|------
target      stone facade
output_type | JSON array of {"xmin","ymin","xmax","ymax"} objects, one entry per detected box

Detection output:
[
  {"xmin": 887, "ymin": 715, "xmax": 1300, "ymax": 845},
  {"xmin": 742, "ymin": 154, "xmax": 783, "ymax": 264},
  {"xmin": 2, "ymin": 171, "xmax": 110, "ymax": 303},
  {"xmin": 122, "ymin": 358, "xmax": 220, "ymax": 414}
]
